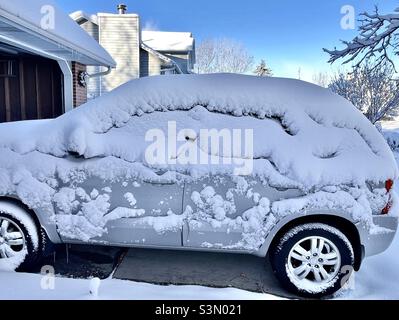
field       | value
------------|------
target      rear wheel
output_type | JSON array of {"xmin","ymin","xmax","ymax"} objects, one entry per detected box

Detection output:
[
  {"xmin": 270, "ymin": 223, "xmax": 355, "ymax": 298},
  {"xmin": 0, "ymin": 207, "xmax": 40, "ymax": 271}
]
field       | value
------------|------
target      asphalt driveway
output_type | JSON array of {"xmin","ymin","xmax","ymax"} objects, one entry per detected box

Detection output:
[{"xmin": 31, "ymin": 245, "xmax": 294, "ymax": 299}]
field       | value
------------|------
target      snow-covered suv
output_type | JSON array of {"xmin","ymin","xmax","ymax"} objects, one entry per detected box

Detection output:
[{"xmin": 0, "ymin": 74, "xmax": 397, "ymax": 298}]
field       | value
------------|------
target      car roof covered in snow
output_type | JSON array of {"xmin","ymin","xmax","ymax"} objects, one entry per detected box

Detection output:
[{"xmin": 0, "ymin": 73, "xmax": 397, "ymax": 190}]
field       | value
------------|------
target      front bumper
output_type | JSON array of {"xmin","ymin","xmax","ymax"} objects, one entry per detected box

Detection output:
[{"xmin": 357, "ymin": 215, "xmax": 398, "ymax": 258}]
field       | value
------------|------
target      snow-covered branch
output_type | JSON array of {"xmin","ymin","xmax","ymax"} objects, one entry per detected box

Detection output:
[{"xmin": 324, "ymin": 6, "xmax": 399, "ymax": 69}]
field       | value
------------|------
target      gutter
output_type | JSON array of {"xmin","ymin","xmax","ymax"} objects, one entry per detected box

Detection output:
[{"xmin": 86, "ymin": 65, "xmax": 112, "ymax": 78}]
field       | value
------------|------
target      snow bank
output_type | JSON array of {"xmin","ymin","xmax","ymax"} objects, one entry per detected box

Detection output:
[{"xmin": 0, "ymin": 74, "xmax": 396, "ymax": 248}]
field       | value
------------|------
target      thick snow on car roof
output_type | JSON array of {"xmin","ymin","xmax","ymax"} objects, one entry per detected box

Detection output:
[{"xmin": 0, "ymin": 73, "xmax": 397, "ymax": 191}]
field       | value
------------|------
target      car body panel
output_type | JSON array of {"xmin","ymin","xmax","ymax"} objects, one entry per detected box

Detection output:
[
  {"xmin": 55, "ymin": 175, "xmax": 185, "ymax": 247},
  {"xmin": 358, "ymin": 215, "xmax": 398, "ymax": 257},
  {"xmin": 182, "ymin": 176, "xmax": 303, "ymax": 249}
]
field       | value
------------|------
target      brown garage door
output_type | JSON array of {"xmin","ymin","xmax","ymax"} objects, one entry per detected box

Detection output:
[{"xmin": 0, "ymin": 54, "xmax": 64, "ymax": 122}]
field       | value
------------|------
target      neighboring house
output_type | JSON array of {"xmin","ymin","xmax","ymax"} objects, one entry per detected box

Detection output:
[
  {"xmin": 70, "ymin": 4, "xmax": 195, "ymax": 99},
  {"xmin": 0, "ymin": 0, "xmax": 116, "ymax": 123}
]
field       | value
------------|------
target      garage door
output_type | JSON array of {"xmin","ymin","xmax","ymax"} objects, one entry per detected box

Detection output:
[{"xmin": 0, "ymin": 54, "xmax": 64, "ymax": 122}]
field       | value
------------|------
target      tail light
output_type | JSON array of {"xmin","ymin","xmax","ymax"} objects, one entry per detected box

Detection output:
[
  {"xmin": 385, "ymin": 179, "xmax": 394, "ymax": 193},
  {"xmin": 382, "ymin": 179, "xmax": 394, "ymax": 215}
]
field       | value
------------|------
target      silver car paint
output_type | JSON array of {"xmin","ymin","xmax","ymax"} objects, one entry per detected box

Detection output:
[
  {"xmin": 182, "ymin": 176, "xmax": 303, "ymax": 249},
  {"xmin": 55, "ymin": 176, "xmax": 185, "ymax": 246},
  {"xmin": 1, "ymin": 173, "xmax": 397, "ymax": 261}
]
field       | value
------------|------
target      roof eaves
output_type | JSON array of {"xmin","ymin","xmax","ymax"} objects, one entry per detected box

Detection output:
[{"xmin": 0, "ymin": 8, "xmax": 115, "ymax": 67}]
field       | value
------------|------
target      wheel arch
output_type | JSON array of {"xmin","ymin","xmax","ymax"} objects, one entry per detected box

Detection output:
[
  {"xmin": 0, "ymin": 196, "xmax": 59, "ymax": 255},
  {"xmin": 259, "ymin": 212, "xmax": 363, "ymax": 271}
]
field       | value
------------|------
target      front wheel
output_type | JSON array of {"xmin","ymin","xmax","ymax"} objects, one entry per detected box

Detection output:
[
  {"xmin": 270, "ymin": 223, "xmax": 355, "ymax": 298},
  {"xmin": 0, "ymin": 205, "xmax": 40, "ymax": 271}
]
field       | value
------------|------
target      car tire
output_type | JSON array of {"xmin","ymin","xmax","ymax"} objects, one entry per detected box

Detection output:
[
  {"xmin": 0, "ymin": 208, "xmax": 41, "ymax": 272},
  {"xmin": 270, "ymin": 223, "xmax": 355, "ymax": 298}
]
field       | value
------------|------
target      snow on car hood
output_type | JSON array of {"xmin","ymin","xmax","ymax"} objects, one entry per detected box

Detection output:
[{"xmin": 0, "ymin": 74, "xmax": 397, "ymax": 249}]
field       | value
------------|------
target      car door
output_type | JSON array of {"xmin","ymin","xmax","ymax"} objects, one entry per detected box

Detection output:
[
  {"xmin": 53, "ymin": 157, "xmax": 185, "ymax": 247},
  {"xmin": 182, "ymin": 175, "xmax": 302, "ymax": 252}
]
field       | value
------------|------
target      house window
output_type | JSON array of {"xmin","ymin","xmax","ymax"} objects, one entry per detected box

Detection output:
[{"xmin": 0, "ymin": 60, "xmax": 17, "ymax": 77}]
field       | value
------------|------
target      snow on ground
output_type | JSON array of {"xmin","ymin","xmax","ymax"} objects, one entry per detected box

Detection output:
[
  {"xmin": 0, "ymin": 271, "xmax": 280, "ymax": 300},
  {"xmin": 338, "ymin": 230, "xmax": 399, "ymax": 300}
]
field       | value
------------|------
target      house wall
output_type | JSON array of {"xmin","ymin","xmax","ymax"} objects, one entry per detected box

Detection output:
[
  {"xmin": 0, "ymin": 53, "xmax": 63, "ymax": 122},
  {"xmin": 140, "ymin": 48, "xmax": 161, "ymax": 77},
  {"xmin": 71, "ymin": 62, "xmax": 87, "ymax": 107},
  {"xmin": 98, "ymin": 14, "xmax": 140, "ymax": 93}
]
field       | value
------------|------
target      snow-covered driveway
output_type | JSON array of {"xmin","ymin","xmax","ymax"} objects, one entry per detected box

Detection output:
[{"xmin": 0, "ymin": 230, "xmax": 397, "ymax": 300}]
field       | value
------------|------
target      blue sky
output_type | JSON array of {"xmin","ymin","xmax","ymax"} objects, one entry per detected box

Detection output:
[{"xmin": 58, "ymin": 0, "xmax": 398, "ymax": 81}]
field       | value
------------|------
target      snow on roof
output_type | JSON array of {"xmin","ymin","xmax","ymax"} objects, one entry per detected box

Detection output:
[
  {"xmin": 0, "ymin": 74, "xmax": 396, "ymax": 191},
  {"xmin": 69, "ymin": 10, "xmax": 98, "ymax": 25},
  {"xmin": 142, "ymin": 31, "xmax": 194, "ymax": 52},
  {"xmin": 0, "ymin": 0, "xmax": 115, "ymax": 67}
]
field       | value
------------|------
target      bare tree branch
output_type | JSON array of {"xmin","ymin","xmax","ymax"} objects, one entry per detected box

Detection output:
[{"xmin": 195, "ymin": 38, "xmax": 254, "ymax": 74}]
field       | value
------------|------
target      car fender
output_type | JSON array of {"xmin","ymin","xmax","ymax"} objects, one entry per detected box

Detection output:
[
  {"xmin": 255, "ymin": 209, "xmax": 361, "ymax": 258},
  {"xmin": 0, "ymin": 197, "xmax": 62, "ymax": 244}
]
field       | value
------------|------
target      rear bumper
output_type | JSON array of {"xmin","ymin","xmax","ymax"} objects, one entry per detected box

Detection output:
[{"xmin": 357, "ymin": 215, "xmax": 398, "ymax": 258}]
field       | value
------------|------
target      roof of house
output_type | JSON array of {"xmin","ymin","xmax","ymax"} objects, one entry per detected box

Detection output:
[
  {"xmin": 0, "ymin": 0, "xmax": 116, "ymax": 67},
  {"xmin": 141, "ymin": 31, "xmax": 194, "ymax": 52},
  {"xmin": 69, "ymin": 10, "xmax": 98, "ymax": 25}
]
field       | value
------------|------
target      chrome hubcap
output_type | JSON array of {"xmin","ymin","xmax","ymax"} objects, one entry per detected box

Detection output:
[
  {"xmin": 0, "ymin": 218, "xmax": 26, "ymax": 259},
  {"xmin": 287, "ymin": 236, "xmax": 341, "ymax": 286}
]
